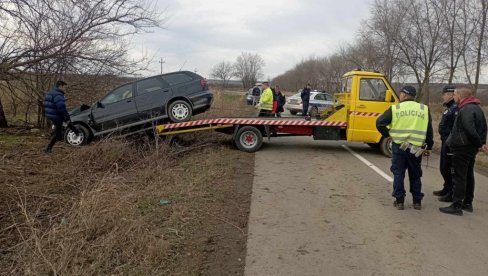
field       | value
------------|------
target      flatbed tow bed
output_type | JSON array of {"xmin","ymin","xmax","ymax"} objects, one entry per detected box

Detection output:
[{"xmin": 156, "ymin": 117, "xmax": 348, "ymax": 153}]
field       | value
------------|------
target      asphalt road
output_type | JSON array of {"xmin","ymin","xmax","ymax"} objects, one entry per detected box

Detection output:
[{"xmin": 244, "ymin": 137, "xmax": 488, "ymax": 276}]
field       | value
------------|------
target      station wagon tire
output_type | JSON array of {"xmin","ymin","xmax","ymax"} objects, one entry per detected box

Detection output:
[
  {"xmin": 64, "ymin": 125, "xmax": 92, "ymax": 146},
  {"xmin": 310, "ymin": 106, "xmax": 319, "ymax": 118},
  {"xmin": 234, "ymin": 126, "xmax": 263, "ymax": 153},
  {"xmin": 290, "ymin": 111, "xmax": 297, "ymax": 115},
  {"xmin": 380, "ymin": 136, "xmax": 392, "ymax": 158},
  {"xmin": 168, "ymin": 100, "xmax": 192, "ymax": 123}
]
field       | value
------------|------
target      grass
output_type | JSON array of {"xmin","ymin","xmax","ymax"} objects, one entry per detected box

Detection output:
[{"xmin": 0, "ymin": 86, "xmax": 255, "ymax": 275}]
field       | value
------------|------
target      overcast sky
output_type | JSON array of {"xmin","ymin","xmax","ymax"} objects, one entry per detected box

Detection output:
[{"xmin": 131, "ymin": 0, "xmax": 373, "ymax": 79}]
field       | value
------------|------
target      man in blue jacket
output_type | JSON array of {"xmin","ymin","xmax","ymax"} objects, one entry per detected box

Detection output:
[{"xmin": 43, "ymin": 80, "xmax": 78, "ymax": 153}]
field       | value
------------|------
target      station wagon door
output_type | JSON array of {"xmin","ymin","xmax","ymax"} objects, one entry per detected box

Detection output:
[
  {"xmin": 349, "ymin": 77, "xmax": 396, "ymax": 143},
  {"xmin": 134, "ymin": 77, "xmax": 172, "ymax": 121},
  {"xmin": 91, "ymin": 83, "xmax": 138, "ymax": 132}
]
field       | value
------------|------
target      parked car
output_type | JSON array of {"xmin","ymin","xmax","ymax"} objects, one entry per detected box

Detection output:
[
  {"xmin": 65, "ymin": 71, "xmax": 213, "ymax": 146},
  {"xmin": 285, "ymin": 90, "xmax": 336, "ymax": 116}
]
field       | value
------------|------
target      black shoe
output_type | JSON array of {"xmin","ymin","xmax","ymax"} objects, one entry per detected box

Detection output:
[
  {"xmin": 44, "ymin": 148, "xmax": 53, "ymax": 154},
  {"xmin": 393, "ymin": 199, "xmax": 404, "ymax": 210},
  {"xmin": 438, "ymin": 194, "xmax": 453, "ymax": 203},
  {"xmin": 433, "ymin": 189, "xmax": 448, "ymax": 196},
  {"xmin": 439, "ymin": 204, "xmax": 463, "ymax": 216},
  {"xmin": 462, "ymin": 203, "xmax": 473, "ymax": 213},
  {"xmin": 413, "ymin": 200, "xmax": 422, "ymax": 210}
]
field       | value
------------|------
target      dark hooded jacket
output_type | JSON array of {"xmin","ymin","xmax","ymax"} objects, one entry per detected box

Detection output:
[
  {"xmin": 446, "ymin": 96, "xmax": 487, "ymax": 149},
  {"xmin": 43, "ymin": 87, "xmax": 70, "ymax": 124}
]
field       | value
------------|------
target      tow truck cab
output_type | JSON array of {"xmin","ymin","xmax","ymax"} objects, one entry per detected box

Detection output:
[{"xmin": 325, "ymin": 70, "xmax": 399, "ymax": 145}]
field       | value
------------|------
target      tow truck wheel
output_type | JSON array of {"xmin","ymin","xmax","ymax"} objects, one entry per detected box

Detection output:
[
  {"xmin": 380, "ymin": 137, "xmax": 392, "ymax": 157},
  {"xmin": 64, "ymin": 125, "xmax": 92, "ymax": 146},
  {"xmin": 234, "ymin": 126, "xmax": 263, "ymax": 153}
]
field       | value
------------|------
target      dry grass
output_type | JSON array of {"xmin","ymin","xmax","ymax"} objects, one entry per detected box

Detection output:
[{"xmin": 0, "ymin": 87, "xmax": 255, "ymax": 275}]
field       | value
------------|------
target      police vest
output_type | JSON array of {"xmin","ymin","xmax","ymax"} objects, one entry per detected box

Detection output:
[
  {"xmin": 389, "ymin": 101, "xmax": 429, "ymax": 146},
  {"xmin": 259, "ymin": 88, "xmax": 273, "ymax": 110}
]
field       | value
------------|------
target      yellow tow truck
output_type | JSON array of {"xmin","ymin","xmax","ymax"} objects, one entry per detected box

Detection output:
[{"xmin": 156, "ymin": 70, "xmax": 399, "ymax": 157}]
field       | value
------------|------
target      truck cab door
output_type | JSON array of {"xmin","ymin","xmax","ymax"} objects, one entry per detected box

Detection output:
[{"xmin": 349, "ymin": 77, "xmax": 397, "ymax": 143}]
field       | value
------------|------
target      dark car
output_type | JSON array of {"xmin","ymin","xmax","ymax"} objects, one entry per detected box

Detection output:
[{"xmin": 65, "ymin": 71, "xmax": 213, "ymax": 146}]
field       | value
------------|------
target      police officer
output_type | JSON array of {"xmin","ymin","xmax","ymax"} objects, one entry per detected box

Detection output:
[
  {"xmin": 257, "ymin": 82, "xmax": 273, "ymax": 117},
  {"xmin": 301, "ymin": 83, "xmax": 311, "ymax": 116},
  {"xmin": 433, "ymin": 85, "xmax": 457, "ymax": 201},
  {"xmin": 376, "ymin": 86, "xmax": 434, "ymax": 210}
]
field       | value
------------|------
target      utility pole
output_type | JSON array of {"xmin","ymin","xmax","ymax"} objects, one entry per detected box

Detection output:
[{"xmin": 159, "ymin": 58, "xmax": 165, "ymax": 74}]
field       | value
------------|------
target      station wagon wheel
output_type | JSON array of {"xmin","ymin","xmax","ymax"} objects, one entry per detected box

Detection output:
[
  {"xmin": 64, "ymin": 125, "xmax": 92, "ymax": 146},
  {"xmin": 168, "ymin": 100, "xmax": 192, "ymax": 123},
  {"xmin": 234, "ymin": 126, "xmax": 263, "ymax": 153}
]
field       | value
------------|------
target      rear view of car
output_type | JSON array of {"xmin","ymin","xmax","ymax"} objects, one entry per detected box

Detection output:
[{"xmin": 285, "ymin": 92, "xmax": 303, "ymax": 115}]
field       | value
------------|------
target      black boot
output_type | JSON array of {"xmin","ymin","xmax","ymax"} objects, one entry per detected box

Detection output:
[
  {"xmin": 413, "ymin": 199, "xmax": 422, "ymax": 210},
  {"xmin": 393, "ymin": 198, "xmax": 404, "ymax": 210},
  {"xmin": 433, "ymin": 189, "xmax": 448, "ymax": 196},
  {"xmin": 438, "ymin": 194, "xmax": 453, "ymax": 202},
  {"xmin": 439, "ymin": 203, "xmax": 463, "ymax": 216},
  {"xmin": 462, "ymin": 202, "xmax": 473, "ymax": 213}
]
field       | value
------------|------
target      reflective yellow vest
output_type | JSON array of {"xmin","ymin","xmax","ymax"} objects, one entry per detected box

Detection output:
[
  {"xmin": 389, "ymin": 101, "xmax": 429, "ymax": 146},
  {"xmin": 259, "ymin": 88, "xmax": 273, "ymax": 110}
]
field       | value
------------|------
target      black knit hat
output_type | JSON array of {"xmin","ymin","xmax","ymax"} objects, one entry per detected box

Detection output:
[
  {"xmin": 442, "ymin": 85, "xmax": 456, "ymax": 93},
  {"xmin": 400, "ymin": 85, "xmax": 416, "ymax": 97}
]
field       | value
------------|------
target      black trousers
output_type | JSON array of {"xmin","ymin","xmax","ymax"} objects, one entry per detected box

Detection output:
[
  {"xmin": 302, "ymin": 101, "xmax": 309, "ymax": 116},
  {"xmin": 439, "ymin": 141, "xmax": 453, "ymax": 193},
  {"xmin": 47, "ymin": 122, "xmax": 64, "ymax": 150},
  {"xmin": 258, "ymin": 110, "xmax": 273, "ymax": 117},
  {"xmin": 451, "ymin": 147, "xmax": 478, "ymax": 204}
]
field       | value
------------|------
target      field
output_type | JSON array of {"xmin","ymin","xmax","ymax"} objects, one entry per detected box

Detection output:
[{"xmin": 0, "ymin": 88, "xmax": 256, "ymax": 275}]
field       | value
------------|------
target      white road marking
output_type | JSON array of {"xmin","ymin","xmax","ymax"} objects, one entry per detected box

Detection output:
[{"xmin": 342, "ymin": 145, "xmax": 393, "ymax": 182}]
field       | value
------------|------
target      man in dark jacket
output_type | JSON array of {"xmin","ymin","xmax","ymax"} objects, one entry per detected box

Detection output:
[
  {"xmin": 43, "ymin": 80, "xmax": 78, "ymax": 153},
  {"xmin": 434, "ymin": 85, "xmax": 458, "ymax": 201},
  {"xmin": 301, "ymin": 83, "xmax": 311, "ymax": 116},
  {"xmin": 440, "ymin": 87, "xmax": 487, "ymax": 216}
]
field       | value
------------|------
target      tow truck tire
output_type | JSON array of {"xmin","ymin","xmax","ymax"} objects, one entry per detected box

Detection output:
[
  {"xmin": 234, "ymin": 126, "xmax": 263, "ymax": 153},
  {"xmin": 64, "ymin": 125, "xmax": 92, "ymax": 146},
  {"xmin": 380, "ymin": 137, "xmax": 392, "ymax": 158}
]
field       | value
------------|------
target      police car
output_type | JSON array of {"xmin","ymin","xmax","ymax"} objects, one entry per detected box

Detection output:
[{"xmin": 285, "ymin": 90, "xmax": 336, "ymax": 116}]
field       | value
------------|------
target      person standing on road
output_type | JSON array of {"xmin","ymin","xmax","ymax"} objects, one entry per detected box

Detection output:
[
  {"xmin": 43, "ymin": 80, "xmax": 78, "ymax": 153},
  {"xmin": 439, "ymin": 87, "xmax": 487, "ymax": 216},
  {"xmin": 275, "ymin": 85, "xmax": 286, "ymax": 118},
  {"xmin": 301, "ymin": 83, "xmax": 311, "ymax": 116},
  {"xmin": 376, "ymin": 86, "xmax": 434, "ymax": 211},
  {"xmin": 434, "ymin": 85, "xmax": 458, "ymax": 202},
  {"xmin": 257, "ymin": 82, "xmax": 273, "ymax": 117}
]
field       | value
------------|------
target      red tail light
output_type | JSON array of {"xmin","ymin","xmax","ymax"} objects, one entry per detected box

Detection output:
[{"xmin": 200, "ymin": 79, "xmax": 208, "ymax": 89}]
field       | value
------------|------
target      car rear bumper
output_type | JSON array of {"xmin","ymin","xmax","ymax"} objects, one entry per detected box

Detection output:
[
  {"xmin": 285, "ymin": 103, "xmax": 303, "ymax": 112},
  {"xmin": 190, "ymin": 90, "xmax": 213, "ymax": 112}
]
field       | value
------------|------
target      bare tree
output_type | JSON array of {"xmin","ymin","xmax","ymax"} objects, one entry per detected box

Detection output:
[
  {"xmin": 0, "ymin": 0, "xmax": 164, "ymax": 127},
  {"xmin": 233, "ymin": 52, "xmax": 264, "ymax": 89},
  {"xmin": 210, "ymin": 61, "xmax": 234, "ymax": 87}
]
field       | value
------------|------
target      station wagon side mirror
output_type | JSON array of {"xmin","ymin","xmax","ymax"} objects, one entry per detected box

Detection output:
[{"xmin": 96, "ymin": 101, "xmax": 105, "ymax": 108}]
